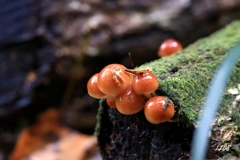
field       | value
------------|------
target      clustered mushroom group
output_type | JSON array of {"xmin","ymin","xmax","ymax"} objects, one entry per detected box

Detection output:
[
  {"xmin": 87, "ymin": 39, "xmax": 182, "ymax": 124},
  {"xmin": 87, "ymin": 64, "xmax": 175, "ymax": 124}
]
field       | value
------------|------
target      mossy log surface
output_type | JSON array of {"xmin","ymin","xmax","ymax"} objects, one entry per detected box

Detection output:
[{"xmin": 95, "ymin": 21, "xmax": 240, "ymax": 159}]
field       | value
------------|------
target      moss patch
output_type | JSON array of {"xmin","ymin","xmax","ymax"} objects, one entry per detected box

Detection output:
[{"xmin": 137, "ymin": 21, "xmax": 240, "ymax": 127}]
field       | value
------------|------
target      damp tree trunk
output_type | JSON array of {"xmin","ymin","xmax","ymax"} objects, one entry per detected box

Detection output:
[{"xmin": 95, "ymin": 21, "xmax": 240, "ymax": 159}]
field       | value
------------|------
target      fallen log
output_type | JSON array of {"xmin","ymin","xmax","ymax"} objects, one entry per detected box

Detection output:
[{"xmin": 95, "ymin": 21, "xmax": 240, "ymax": 159}]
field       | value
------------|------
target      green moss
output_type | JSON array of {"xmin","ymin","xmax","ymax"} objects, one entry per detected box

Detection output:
[
  {"xmin": 94, "ymin": 98, "xmax": 105, "ymax": 137},
  {"xmin": 136, "ymin": 21, "xmax": 240, "ymax": 156},
  {"xmin": 137, "ymin": 21, "xmax": 240, "ymax": 127}
]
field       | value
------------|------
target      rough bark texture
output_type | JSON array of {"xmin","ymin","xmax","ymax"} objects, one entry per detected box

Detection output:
[{"xmin": 95, "ymin": 21, "xmax": 240, "ymax": 159}]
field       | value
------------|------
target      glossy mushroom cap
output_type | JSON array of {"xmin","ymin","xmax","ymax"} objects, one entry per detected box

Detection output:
[
  {"xmin": 106, "ymin": 99, "xmax": 116, "ymax": 109},
  {"xmin": 144, "ymin": 96, "xmax": 175, "ymax": 124},
  {"xmin": 132, "ymin": 71, "xmax": 158, "ymax": 97},
  {"xmin": 87, "ymin": 73, "xmax": 106, "ymax": 99},
  {"xmin": 98, "ymin": 64, "xmax": 133, "ymax": 96},
  {"xmin": 158, "ymin": 39, "xmax": 182, "ymax": 57},
  {"xmin": 116, "ymin": 83, "xmax": 146, "ymax": 115}
]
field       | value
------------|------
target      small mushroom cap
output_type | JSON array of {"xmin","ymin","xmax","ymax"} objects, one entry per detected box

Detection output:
[
  {"xmin": 144, "ymin": 96, "xmax": 175, "ymax": 124},
  {"xmin": 132, "ymin": 71, "xmax": 158, "ymax": 95},
  {"xmin": 87, "ymin": 73, "xmax": 106, "ymax": 99},
  {"xmin": 158, "ymin": 39, "xmax": 182, "ymax": 57},
  {"xmin": 106, "ymin": 99, "xmax": 116, "ymax": 109},
  {"xmin": 98, "ymin": 64, "xmax": 133, "ymax": 96},
  {"xmin": 116, "ymin": 84, "xmax": 145, "ymax": 115}
]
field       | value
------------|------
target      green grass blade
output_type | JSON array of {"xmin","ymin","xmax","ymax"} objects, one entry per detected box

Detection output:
[{"xmin": 191, "ymin": 43, "xmax": 240, "ymax": 160}]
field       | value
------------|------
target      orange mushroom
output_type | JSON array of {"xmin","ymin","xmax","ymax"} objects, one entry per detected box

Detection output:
[
  {"xmin": 87, "ymin": 73, "xmax": 106, "ymax": 99},
  {"xmin": 97, "ymin": 64, "xmax": 133, "ymax": 96},
  {"xmin": 144, "ymin": 96, "xmax": 175, "ymax": 124},
  {"xmin": 158, "ymin": 39, "xmax": 182, "ymax": 57},
  {"xmin": 106, "ymin": 99, "xmax": 116, "ymax": 109},
  {"xmin": 125, "ymin": 69, "xmax": 158, "ymax": 98},
  {"xmin": 116, "ymin": 83, "xmax": 146, "ymax": 115}
]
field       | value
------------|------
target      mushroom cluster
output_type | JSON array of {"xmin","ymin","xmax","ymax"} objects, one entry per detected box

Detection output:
[{"xmin": 87, "ymin": 63, "xmax": 175, "ymax": 124}]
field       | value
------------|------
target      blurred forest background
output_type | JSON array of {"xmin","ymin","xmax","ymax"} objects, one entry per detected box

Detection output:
[{"xmin": 1, "ymin": 0, "xmax": 240, "ymax": 159}]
